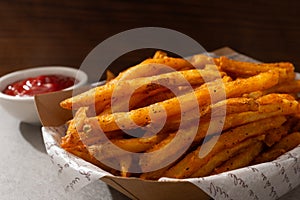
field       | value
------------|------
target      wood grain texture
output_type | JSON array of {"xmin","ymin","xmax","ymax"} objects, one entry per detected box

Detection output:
[{"xmin": 0, "ymin": 0, "xmax": 300, "ymax": 77}]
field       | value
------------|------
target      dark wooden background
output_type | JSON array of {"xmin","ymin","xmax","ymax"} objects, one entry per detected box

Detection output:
[{"xmin": 1, "ymin": 0, "xmax": 300, "ymax": 77}]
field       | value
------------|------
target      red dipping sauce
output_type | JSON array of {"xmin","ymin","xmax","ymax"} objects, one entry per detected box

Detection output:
[{"xmin": 3, "ymin": 75, "xmax": 76, "ymax": 96}]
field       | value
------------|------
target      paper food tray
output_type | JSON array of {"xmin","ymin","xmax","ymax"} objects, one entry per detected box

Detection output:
[{"xmin": 36, "ymin": 47, "xmax": 300, "ymax": 200}]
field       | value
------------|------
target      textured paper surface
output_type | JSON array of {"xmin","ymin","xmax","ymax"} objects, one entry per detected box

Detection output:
[
  {"xmin": 41, "ymin": 48, "xmax": 300, "ymax": 199},
  {"xmin": 161, "ymin": 146, "xmax": 300, "ymax": 200},
  {"xmin": 42, "ymin": 126, "xmax": 113, "ymax": 192}
]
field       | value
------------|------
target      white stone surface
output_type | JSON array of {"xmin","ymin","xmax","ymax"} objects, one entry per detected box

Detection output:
[{"xmin": 0, "ymin": 106, "xmax": 129, "ymax": 200}]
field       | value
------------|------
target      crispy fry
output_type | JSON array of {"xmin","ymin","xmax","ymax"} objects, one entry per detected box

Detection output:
[
  {"xmin": 263, "ymin": 115, "xmax": 298, "ymax": 147},
  {"xmin": 60, "ymin": 54, "xmax": 196, "ymax": 111},
  {"xmin": 262, "ymin": 80, "xmax": 300, "ymax": 95},
  {"xmin": 112, "ymin": 53, "xmax": 194, "ymax": 84},
  {"xmin": 61, "ymin": 107, "xmax": 89, "ymax": 148},
  {"xmin": 60, "ymin": 109, "xmax": 120, "ymax": 175},
  {"xmin": 196, "ymin": 105, "xmax": 299, "ymax": 144},
  {"xmin": 136, "ymin": 93, "xmax": 300, "ymax": 145},
  {"xmin": 111, "ymin": 133, "xmax": 167, "ymax": 153},
  {"xmin": 213, "ymin": 141, "xmax": 264, "ymax": 175},
  {"xmin": 202, "ymin": 93, "xmax": 298, "ymax": 120},
  {"xmin": 218, "ymin": 56, "xmax": 295, "ymax": 82},
  {"xmin": 264, "ymin": 126, "xmax": 289, "ymax": 147},
  {"xmin": 60, "ymin": 68, "xmax": 224, "ymax": 111},
  {"xmin": 254, "ymin": 132, "xmax": 300, "ymax": 164},
  {"xmin": 141, "ymin": 104, "xmax": 296, "ymax": 178},
  {"xmin": 61, "ymin": 120, "xmax": 80, "ymax": 149},
  {"xmin": 131, "ymin": 89, "xmax": 176, "ymax": 109},
  {"xmin": 87, "ymin": 132, "xmax": 168, "ymax": 160},
  {"xmin": 139, "ymin": 133, "xmax": 177, "ymax": 180},
  {"xmin": 191, "ymin": 136, "xmax": 264, "ymax": 177},
  {"xmin": 163, "ymin": 116, "xmax": 286, "ymax": 178},
  {"xmin": 220, "ymin": 96, "xmax": 299, "ymax": 131},
  {"xmin": 200, "ymin": 97, "xmax": 257, "ymax": 119},
  {"xmin": 96, "ymin": 86, "xmax": 167, "ymax": 114},
  {"xmin": 109, "ymin": 69, "xmax": 225, "ymax": 113},
  {"xmin": 139, "ymin": 57, "xmax": 194, "ymax": 71},
  {"xmin": 139, "ymin": 125, "xmax": 200, "ymax": 174},
  {"xmin": 87, "ymin": 70, "xmax": 279, "ymax": 132}
]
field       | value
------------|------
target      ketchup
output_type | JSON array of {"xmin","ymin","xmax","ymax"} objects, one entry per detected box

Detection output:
[{"xmin": 3, "ymin": 75, "xmax": 76, "ymax": 96}]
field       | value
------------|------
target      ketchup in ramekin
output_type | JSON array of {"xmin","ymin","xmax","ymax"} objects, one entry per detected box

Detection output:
[{"xmin": 2, "ymin": 75, "xmax": 77, "ymax": 96}]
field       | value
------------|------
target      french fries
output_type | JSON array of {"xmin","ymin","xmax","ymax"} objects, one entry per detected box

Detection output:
[
  {"xmin": 81, "ymin": 70, "xmax": 280, "ymax": 133},
  {"xmin": 162, "ymin": 116, "xmax": 286, "ymax": 179},
  {"xmin": 217, "ymin": 56, "xmax": 295, "ymax": 81},
  {"xmin": 60, "ymin": 57, "xmax": 197, "ymax": 111},
  {"xmin": 212, "ymin": 140, "xmax": 264, "ymax": 175},
  {"xmin": 254, "ymin": 132, "xmax": 300, "ymax": 164},
  {"xmin": 59, "ymin": 51, "xmax": 300, "ymax": 179},
  {"xmin": 192, "ymin": 136, "xmax": 264, "ymax": 177}
]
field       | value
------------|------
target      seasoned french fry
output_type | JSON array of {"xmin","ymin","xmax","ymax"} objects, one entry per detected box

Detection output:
[
  {"xmin": 87, "ymin": 131, "xmax": 168, "ymax": 160},
  {"xmin": 163, "ymin": 116, "xmax": 286, "ymax": 179},
  {"xmin": 254, "ymin": 132, "xmax": 300, "ymax": 164},
  {"xmin": 61, "ymin": 119, "xmax": 80, "ymax": 149},
  {"xmin": 218, "ymin": 56, "xmax": 295, "ymax": 82},
  {"xmin": 139, "ymin": 133, "xmax": 177, "ymax": 180},
  {"xmin": 191, "ymin": 136, "xmax": 264, "ymax": 177},
  {"xmin": 127, "ymin": 93, "xmax": 300, "ymax": 146},
  {"xmin": 86, "ymin": 70, "xmax": 279, "ymax": 132},
  {"xmin": 139, "ymin": 124, "xmax": 200, "ymax": 173},
  {"xmin": 111, "ymin": 133, "xmax": 168, "ymax": 153},
  {"xmin": 61, "ymin": 109, "xmax": 120, "ymax": 176},
  {"xmin": 60, "ymin": 68, "xmax": 224, "ymax": 111},
  {"xmin": 212, "ymin": 141, "xmax": 264, "ymax": 175},
  {"xmin": 60, "ymin": 53, "xmax": 197, "ymax": 111},
  {"xmin": 263, "ymin": 115, "xmax": 297, "ymax": 147},
  {"xmin": 200, "ymin": 97, "xmax": 257, "ymax": 119},
  {"xmin": 139, "ymin": 56, "xmax": 194, "ymax": 72},
  {"xmin": 264, "ymin": 126, "xmax": 288, "ymax": 147},
  {"xmin": 220, "ymin": 97, "xmax": 299, "ymax": 131},
  {"xmin": 95, "ymin": 86, "xmax": 167, "ymax": 115},
  {"xmin": 109, "ymin": 69, "xmax": 225, "ymax": 113},
  {"xmin": 131, "ymin": 85, "xmax": 204, "ymax": 110},
  {"xmin": 262, "ymin": 80, "xmax": 300, "ymax": 95},
  {"xmin": 202, "ymin": 93, "xmax": 298, "ymax": 120},
  {"xmin": 255, "ymin": 93, "xmax": 295, "ymax": 105},
  {"xmin": 141, "ymin": 104, "xmax": 296, "ymax": 178},
  {"xmin": 61, "ymin": 107, "xmax": 89, "ymax": 148},
  {"xmin": 131, "ymin": 89, "xmax": 176, "ymax": 110},
  {"xmin": 112, "ymin": 53, "xmax": 194, "ymax": 84},
  {"xmin": 198, "ymin": 102, "xmax": 299, "ymax": 144}
]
